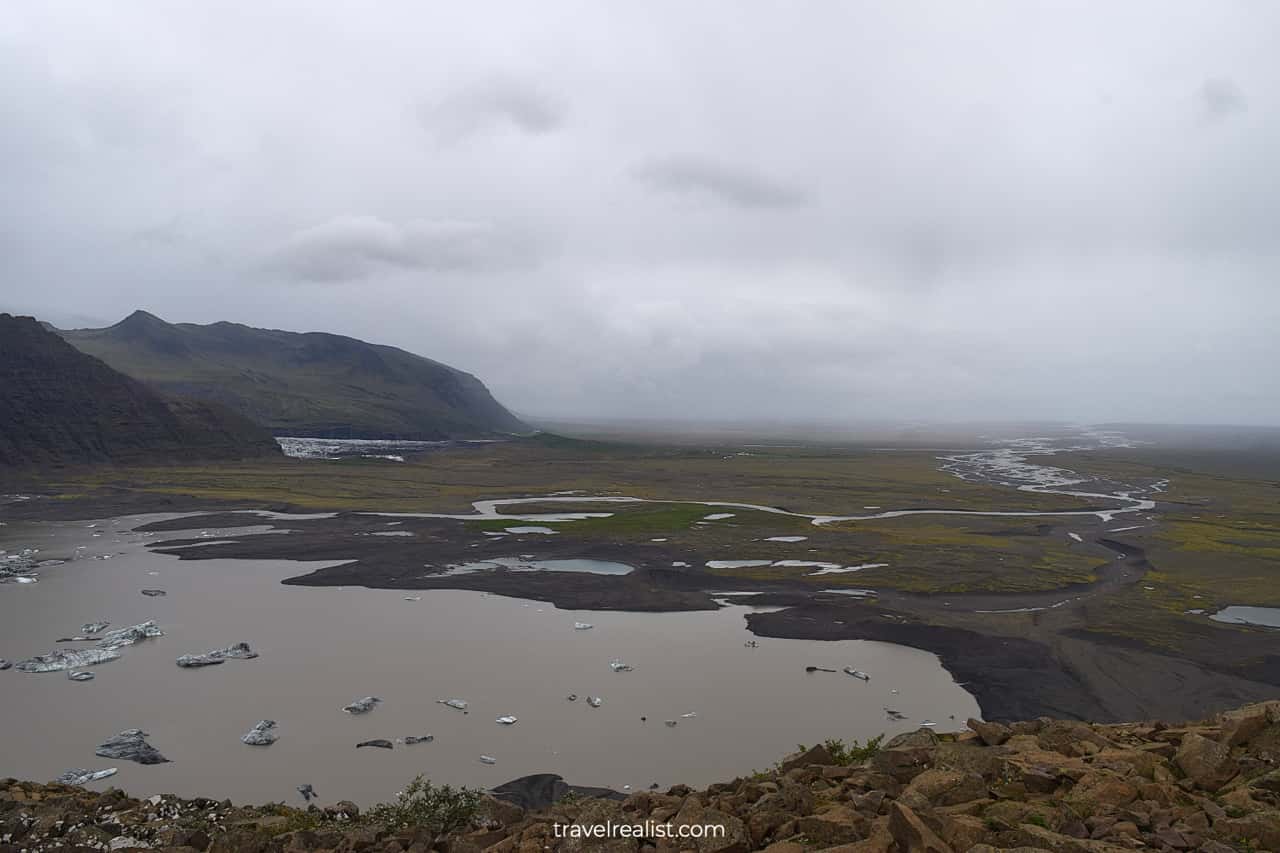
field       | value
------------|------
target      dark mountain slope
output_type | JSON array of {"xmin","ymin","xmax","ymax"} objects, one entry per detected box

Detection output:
[
  {"xmin": 60, "ymin": 311, "xmax": 528, "ymax": 439},
  {"xmin": 0, "ymin": 314, "xmax": 281, "ymax": 467}
]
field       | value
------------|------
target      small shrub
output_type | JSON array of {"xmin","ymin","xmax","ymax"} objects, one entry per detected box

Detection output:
[
  {"xmin": 1026, "ymin": 813, "xmax": 1047, "ymax": 828},
  {"xmin": 823, "ymin": 735, "xmax": 884, "ymax": 766},
  {"xmin": 365, "ymin": 775, "xmax": 483, "ymax": 833}
]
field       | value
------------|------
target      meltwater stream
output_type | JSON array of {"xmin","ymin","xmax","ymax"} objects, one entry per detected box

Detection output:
[{"xmin": 366, "ymin": 427, "xmax": 1160, "ymax": 526}]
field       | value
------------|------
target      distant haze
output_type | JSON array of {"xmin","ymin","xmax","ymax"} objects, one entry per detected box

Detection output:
[{"xmin": 2, "ymin": 2, "xmax": 1278, "ymax": 425}]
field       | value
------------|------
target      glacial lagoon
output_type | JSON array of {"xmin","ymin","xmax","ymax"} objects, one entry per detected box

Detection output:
[{"xmin": 0, "ymin": 515, "xmax": 978, "ymax": 806}]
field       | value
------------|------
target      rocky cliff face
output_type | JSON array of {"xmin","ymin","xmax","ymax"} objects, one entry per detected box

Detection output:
[
  {"xmin": 0, "ymin": 314, "xmax": 281, "ymax": 467},
  {"xmin": 6, "ymin": 701, "xmax": 1280, "ymax": 852},
  {"xmin": 59, "ymin": 311, "xmax": 528, "ymax": 440}
]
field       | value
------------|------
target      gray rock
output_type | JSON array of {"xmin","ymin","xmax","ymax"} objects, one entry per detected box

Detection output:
[
  {"xmin": 95, "ymin": 728, "xmax": 170, "ymax": 765},
  {"xmin": 140, "ymin": 588, "xmax": 167, "ymax": 597},
  {"xmin": 54, "ymin": 767, "xmax": 118, "ymax": 785},
  {"xmin": 356, "ymin": 739, "xmax": 393, "ymax": 749},
  {"xmin": 241, "ymin": 720, "xmax": 278, "ymax": 746}
]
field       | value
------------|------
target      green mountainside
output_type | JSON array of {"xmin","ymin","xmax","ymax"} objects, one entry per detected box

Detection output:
[
  {"xmin": 0, "ymin": 314, "xmax": 281, "ymax": 467},
  {"xmin": 59, "ymin": 311, "xmax": 528, "ymax": 440}
]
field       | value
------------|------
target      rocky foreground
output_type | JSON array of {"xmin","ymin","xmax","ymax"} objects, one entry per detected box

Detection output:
[{"xmin": 7, "ymin": 702, "xmax": 1280, "ymax": 853}]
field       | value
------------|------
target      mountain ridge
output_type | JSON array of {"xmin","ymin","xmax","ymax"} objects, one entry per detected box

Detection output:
[
  {"xmin": 59, "ymin": 311, "xmax": 529, "ymax": 440},
  {"xmin": 0, "ymin": 313, "xmax": 281, "ymax": 467}
]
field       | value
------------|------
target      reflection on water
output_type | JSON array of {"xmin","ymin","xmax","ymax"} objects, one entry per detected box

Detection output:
[
  {"xmin": 441, "ymin": 557, "xmax": 635, "ymax": 576},
  {"xmin": 0, "ymin": 517, "xmax": 977, "ymax": 806},
  {"xmin": 1210, "ymin": 605, "xmax": 1280, "ymax": 628}
]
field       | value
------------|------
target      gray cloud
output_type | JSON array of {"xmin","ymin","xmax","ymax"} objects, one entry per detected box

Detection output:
[
  {"xmin": 270, "ymin": 217, "xmax": 522, "ymax": 282},
  {"xmin": 2, "ymin": 2, "xmax": 1279, "ymax": 426},
  {"xmin": 634, "ymin": 156, "xmax": 808, "ymax": 209},
  {"xmin": 1200, "ymin": 77, "xmax": 1247, "ymax": 121},
  {"xmin": 423, "ymin": 78, "xmax": 566, "ymax": 142}
]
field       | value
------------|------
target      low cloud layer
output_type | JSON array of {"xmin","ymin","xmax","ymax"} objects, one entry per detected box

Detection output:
[
  {"xmin": 634, "ymin": 156, "xmax": 809, "ymax": 209},
  {"xmin": 271, "ymin": 216, "xmax": 524, "ymax": 282},
  {"xmin": 3, "ymin": 2, "xmax": 1279, "ymax": 426},
  {"xmin": 423, "ymin": 78, "xmax": 567, "ymax": 142}
]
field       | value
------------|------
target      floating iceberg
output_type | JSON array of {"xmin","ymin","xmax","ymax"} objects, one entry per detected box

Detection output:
[
  {"xmin": 0, "ymin": 659, "xmax": 10, "ymax": 670},
  {"xmin": 98, "ymin": 621, "xmax": 164, "ymax": 650},
  {"xmin": 54, "ymin": 768, "xmax": 118, "ymax": 786},
  {"xmin": 140, "ymin": 589, "xmax": 167, "ymax": 597},
  {"xmin": 609, "ymin": 658, "xmax": 634, "ymax": 672},
  {"xmin": 67, "ymin": 670, "xmax": 95, "ymax": 682},
  {"xmin": 81, "ymin": 621, "xmax": 111, "ymax": 634},
  {"xmin": 495, "ymin": 715, "xmax": 518, "ymax": 725},
  {"xmin": 586, "ymin": 696, "xmax": 603, "ymax": 708},
  {"xmin": 843, "ymin": 667, "xmax": 870, "ymax": 681},
  {"xmin": 17, "ymin": 647, "xmax": 121, "ymax": 672},
  {"xmin": 573, "ymin": 622, "xmax": 593, "ymax": 630},
  {"xmin": 176, "ymin": 642, "xmax": 259, "ymax": 668},
  {"xmin": 479, "ymin": 755, "xmax": 497, "ymax": 765},
  {"xmin": 95, "ymin": 729, "xmax": 169, "ymax": 765},
  {"xmin": 400, "ymin": 735, "xmax": 434, "ymax": 745},
  {"xmin": 298, "ymin": 784, "xmax": 317, "ymax": 802},
  {"xmin": 356, "ymin": 739, "xmax": 393, "ymax": 749},
  {"xmin": 437, "ymin": 698, "xmax": 468, "ymax": 711},
  {"xmin": 343, "ymin": 696, "xmax": 382, "ymax": 714},
  {"xmin": 241, "ymin": 720, "xmax": 278, "ymax": 746}
]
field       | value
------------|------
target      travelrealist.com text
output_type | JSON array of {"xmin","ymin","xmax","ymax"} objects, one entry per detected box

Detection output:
[{"xmin": 553, "ymin": 821, "xmax": 727, "ymax": 840}]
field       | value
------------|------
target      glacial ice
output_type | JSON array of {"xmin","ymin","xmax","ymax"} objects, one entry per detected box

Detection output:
[
  {"xmin": 176, "ymin": 642, "xmax": 259, "ymax": 668},
  {"xmin": 241, "ymin": 720, "xmax": 278, "ymax": 746},
  {"xmin": 95, "ymin": 729, "xmax": 170, "ymax": 765},
  {"xmin": 98, "ymin": 621, "xmax": 165, "ymax": 650},
  {"xmin": 343, "ymin": 696, "xmax": 382, "ymax": 714},
  {"xmin": 54, "ymin": 768, "xmax": 118, "ymax": 785},
  {"xmin": 356, "ymin": 739, "xmax": 393, "ymax": 749},
  {"xmin": 67, "ymin": 670, "xmax": 95, "ymax": 681},
  {"xmin": 17, "ymin": 647, "xmax": 122, "ymax": 672}
]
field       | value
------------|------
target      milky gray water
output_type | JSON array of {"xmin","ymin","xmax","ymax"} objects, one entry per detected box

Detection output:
[{"xmin": 0, "ymin": 516, "xmax": 978, "ymax": 806}]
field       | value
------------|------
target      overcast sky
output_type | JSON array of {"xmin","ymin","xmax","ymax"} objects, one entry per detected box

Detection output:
[{"xmin": 3, "ymin": 2, "xmax": 1278, "ymax": 425}]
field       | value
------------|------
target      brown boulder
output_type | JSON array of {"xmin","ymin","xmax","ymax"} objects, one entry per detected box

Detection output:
[
  {"xmin": 1175, "ymin": 733, "xmax": 1238, "ymax": 792},
  {"xmin": 797, "ymin": 805, "xmax": 866, "ymax": 845},
  {"xmin": 886, "ymin": 802, "xmax": 952, "ymax": 853},
  {"xmin": 1063, "ymin": 772, "xmax": 1139, "ymax": 810},
  {"xmin": 666, "ymin": 796, "xmax": 748, "ymax": 853},
  {"xmin": 777, "ymin": 743, "xmax": 834, "ymax": 773},
  {"xmin": 903, "ymin": 769, "xmax": 987, "ymax": 807},
  {"xmin": 1213, "ymin": 810, "xmax": 1280, "ymax": 851},
  {"xmin": 967, "ymin": 718, "xmax": 1011, "ymax": 747}
]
